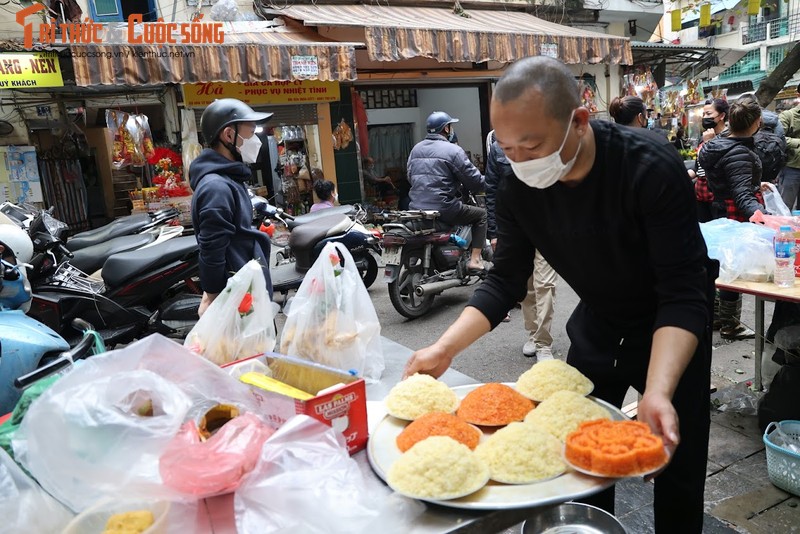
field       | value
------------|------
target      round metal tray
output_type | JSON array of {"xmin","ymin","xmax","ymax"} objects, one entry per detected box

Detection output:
[{"xmin": 367, "ymin": 382, "xmax": 627, "ymax": 510}]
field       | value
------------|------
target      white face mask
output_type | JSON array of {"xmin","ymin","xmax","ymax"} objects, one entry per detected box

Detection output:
[
  {"xmin": 237, "ymin": 133, "xmax": 262, "ymax": 164},
  {"xmin": 507, "ymin": 110, "xmax": 581, "ymax": 189}
]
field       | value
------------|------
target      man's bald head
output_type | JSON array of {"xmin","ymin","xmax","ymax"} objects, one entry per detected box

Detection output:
[{"xmin": 493, "ymin": 56, "xmax": 581, "ymax": 121}]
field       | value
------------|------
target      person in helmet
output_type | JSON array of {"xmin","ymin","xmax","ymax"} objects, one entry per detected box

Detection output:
[
  {"xmin": 407, "ymin": 111, "xmax": 487, "ymax": 272},
  {"xmin": 0, "ymin": 223, "xmax": 34, "ymax": 312},
  {"xmin": 190, "ymin": 98, "xmax": 274, "ymax": 317}
]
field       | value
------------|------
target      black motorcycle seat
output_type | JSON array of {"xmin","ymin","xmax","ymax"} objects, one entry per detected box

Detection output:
[
  {"xmin": 70, "ymin": 233, "xmax": 156, "ymax": 275},
  {"xmin": 68, "ymin": 214, "xmax": 152, "ymax": 251},
  {"xmin": 287, "ymin": 205, "xmax": 355, "ymax": 230},
  {"xmin": 289, "ymin": 214, "xmax": 351, "ymax": 253},
  {"xmin": 102, "ymin": 236, "xmax": 197, "ymax": 288},
  {"xmin": 270, "ymin": 262, "xmax": 305, "ymax": 293}
]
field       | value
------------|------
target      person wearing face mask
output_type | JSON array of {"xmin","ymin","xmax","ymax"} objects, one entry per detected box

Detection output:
[
  {"xmin": 690, "ymin": 98, "xmax": 729, "ymax": 223},
  {"xmin": 408, "ymin": 111, "xmax": 487, "ymax": 272},
  {"xmin": 403, "ymin": 56, "xmax": 717, "ymax": 533},
  {"xmin": 190, "ymin": 98, "xmax": 273, "ymax": 317},
  {"xmin": 699, "ymin": 96, "xmax": 767, "ymax": 340}
]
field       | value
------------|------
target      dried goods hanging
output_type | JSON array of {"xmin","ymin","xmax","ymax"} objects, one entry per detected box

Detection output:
[{"xmin": 332, "ymin": 119, "xmax": 353, "ymax": 151}]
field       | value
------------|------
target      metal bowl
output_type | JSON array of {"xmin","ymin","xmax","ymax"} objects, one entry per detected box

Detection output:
[{"xmin": 521, "ymin": 502, "xmax": 627, "ymax": 534}]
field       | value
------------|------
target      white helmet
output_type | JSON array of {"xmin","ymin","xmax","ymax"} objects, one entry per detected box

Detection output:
[{"xmin": 0, "ymin": 223, "xmax": 33, "ymax": 264}]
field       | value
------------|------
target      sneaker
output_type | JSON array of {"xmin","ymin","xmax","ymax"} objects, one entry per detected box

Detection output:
[
  {"xmin": 536, "ymin": 345, "xmax": 554, "ymax": 361},
  {"xmin": 522, "ymin": 340, "xmax": 537, "ymax": 357}
]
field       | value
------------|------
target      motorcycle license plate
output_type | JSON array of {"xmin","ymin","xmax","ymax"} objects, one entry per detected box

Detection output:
[{"xmin": 382, "ymin": 246, "xmax": 402, "ymax": 266}]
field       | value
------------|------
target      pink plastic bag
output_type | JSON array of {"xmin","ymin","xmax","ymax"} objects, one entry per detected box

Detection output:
[
  {"xmin": 159, "ymin": 413, "xmax": 274, "ymax": 498},
  {"xmin": 750, "ymin": 210, "xmax": 800, "ymax": 231}
]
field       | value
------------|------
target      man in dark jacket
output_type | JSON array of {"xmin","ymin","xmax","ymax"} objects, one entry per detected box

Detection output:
[
  {"xmin": 190, "ymin": 98, "xmax": 273, "ymax": 317},
  {"xmin": 408, "ymin": 111, "xmax": 487, "ymax": 271}
]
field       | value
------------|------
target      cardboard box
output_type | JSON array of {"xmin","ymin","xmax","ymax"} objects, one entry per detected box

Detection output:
[{"xmin": 222, "ymin": 353, "xmax": 368, "ymax": 455}]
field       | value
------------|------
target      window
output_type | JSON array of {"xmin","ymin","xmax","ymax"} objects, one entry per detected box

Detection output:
[{"xmin": 90, "ymin": 0, "xmax": 121, "ymax": 21}]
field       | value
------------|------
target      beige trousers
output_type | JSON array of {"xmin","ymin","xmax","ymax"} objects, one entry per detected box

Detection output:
[{"xmin": 522, "ymin": 250, "xmax": 557, "ymax": 348}]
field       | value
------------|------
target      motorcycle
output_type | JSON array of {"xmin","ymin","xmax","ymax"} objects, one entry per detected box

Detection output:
[
  {"xmin": 251, "ymin": 198, "xmax": 382, "ymax": 292},
  {"xmin": 380, "ymin": 209, "xmax": 490, "ymax": 319},
  {"xmin": 0, "ymin": 233, "xmax": 101, "ymax": 414}
]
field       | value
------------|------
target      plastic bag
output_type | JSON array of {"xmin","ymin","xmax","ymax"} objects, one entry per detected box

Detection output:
[
  {"xmin": 106, "ymin": 109, "xmax": 132, "ymax": 169},
  {"xmin": 126, "ymin": 114, "xmax": 146, "ymax": 167},
  {"xmin": 0, "ymin": 448, "xmax": 73, "ymax": 534},
  {"xmin": 235, "ymin": 415, "xmax": 420, "ymax": 534},
  {"xmin": 62, "ymin": 498, "xmax": 198, "ymax": 534},
  {"xmin": 185, "ymin": 260, "xmax": 277, "ymax": 365},
  {"xmin": 763, "ymin": 183, "xmax": 792, "ymax": 217},
  {"xmin": 750, "ymin": 209, "xmax": 800, "ymax": 231},
  {"xmin": 136, "ymin": 113, "xmax": 155, "ymax": 161},
  {"xmin": 700, "ymin": 218, "xmax": 776, "ymax": 283},
  {"xmin": 159, "ymin": 412, "xmax": 275, "ymax": 497},
  {"xmin": 181, "ymin": 109, "xmax": 202, "ymax": 181},
  {"xmin": 279, "ymin": 242, "xmax": 384, "ymax": 381},
  {"xmin": 12, "ymin": 334, "xmax": 265, "ymax": 512}
]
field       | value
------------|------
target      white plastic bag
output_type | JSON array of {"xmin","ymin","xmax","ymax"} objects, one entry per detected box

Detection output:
[
  {"xmin": 0, "ymin": 448, "xmax": 73, "ymax": 534},
  {"xmin": 235, "ymin": 415, "xmax": 407, "ymax": 534},
  {"xmin": 12, "ymin": 334, "xmax": 265, "ymax": 512},
  {"xmin": 763, "ymin": 183, "xmax": 792, "ymax": 217},
  {"xmin": 701, "ymin": 218, "xmax": 776, "ymax": 283},
  {"xmin": 279, "ymin": 243, "xmax": 384, "ymax": 381},
  {"xmin": 185, "ymin": 260, "xmax": 277, "ymax": 365}
]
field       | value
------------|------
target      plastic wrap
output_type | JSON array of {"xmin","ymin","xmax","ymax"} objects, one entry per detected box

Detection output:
[
  {"xmin": 763, "ymin": 183, "xmax": 792, "ymax": 217},
  {"xmin": 279, "ymin": 242, "xmax": 384, "ymax": 381},
  {"xmin": 700, "ymin": 218, "xmax": 776, "ymax": 283}
]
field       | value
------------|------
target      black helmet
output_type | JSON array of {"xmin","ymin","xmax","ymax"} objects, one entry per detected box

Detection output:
[
  {"xmin": 200, "ymin": 98, "xmax": 273, "ymax": 144},
  {"xmin": 426, "ymin": 111, "xmax": 458, "ymax": 134}
]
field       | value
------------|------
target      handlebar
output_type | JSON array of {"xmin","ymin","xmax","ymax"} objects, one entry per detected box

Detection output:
[
  {"xmin": 14, "ymin": 319, "xmax": 98, "ymax": 389},
  {"xmin": 56, "ymin": 243, "xmax": 73, "ymax": 259}
]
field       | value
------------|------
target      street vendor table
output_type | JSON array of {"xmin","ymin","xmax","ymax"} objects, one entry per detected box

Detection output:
[
  {"xmin": 200, "ymin": 337, "xmax": 616, "ymax": 533},
  {"xmin": 716, "ymin": 278, "xmax": 800, "ymax": 391}
]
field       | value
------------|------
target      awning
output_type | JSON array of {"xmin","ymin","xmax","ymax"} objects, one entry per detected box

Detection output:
[
  {"xmin": 70, "ymin": 22, "xmax": 361, "ymax": 86},
  {"xmin": 265, "ymin": 5, "xmax": 633, "ymax": 65},
  {"xmin": 631, "ymin": 42, "xmax": 747, "ymax": 81}
]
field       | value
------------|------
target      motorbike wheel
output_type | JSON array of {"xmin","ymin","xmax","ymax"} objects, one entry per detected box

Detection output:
[
  {"xmin": 388, "ymin": 251, "xmax": 434, "ymax": 319},
  {"xmin": 359, "ymin": 253, "xmax": 379, "ymax": 289}
]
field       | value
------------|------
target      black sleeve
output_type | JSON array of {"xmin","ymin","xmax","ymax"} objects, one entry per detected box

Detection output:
[
  {"xmin": 195, "ymin": 180, "xmax": 236, "ymax": 294},
  {"xmin": 484, "ymin": 144, "xmax": 501, "ymax": 239},
  {"xmin": 635, "ymin": 148, "xmax": 712, "ymax": 340},
  {"xmin": 723, "ymin": 149, "xmax": 764, "ymax": 219},
  {"xmin": 467, "ymin": 178, "xmax": 535, "ymax": 328}
]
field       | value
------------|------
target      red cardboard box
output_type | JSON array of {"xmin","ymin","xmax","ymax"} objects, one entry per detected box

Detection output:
[{"xmin": 222, "ymin": 352, "xmax": 368, "ymax": 455}]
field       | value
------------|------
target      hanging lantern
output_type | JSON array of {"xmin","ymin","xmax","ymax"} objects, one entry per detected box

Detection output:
[
  {"xmin": 699, "ymin": 3, "xmax": 712, "ymax": 27},
  {"xmin": 671, "ymin": 10, "xmax": 682, "ymax": 32},
  {"xmin": 747, "ymin": 0, "xmax": 761, "ymax": 16}
]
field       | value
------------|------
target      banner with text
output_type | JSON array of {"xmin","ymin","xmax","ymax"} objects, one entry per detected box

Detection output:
[
  {"xmin": 0, "ymin": 52, "xmax": 63, "ymax": 89},
  {"xmin": 182, "ymin": 80, "xmax": 341, "ymax": 107}
]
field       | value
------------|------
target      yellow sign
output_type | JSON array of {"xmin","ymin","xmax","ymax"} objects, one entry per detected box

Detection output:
[
  {"xmin": 183, "ymin": 80, "xmax": 341, "ymax": 107},
  {"xmin": 699, "ymin": 3, "xmax": 711, "ymax": 27},
  {"xmin": 671, "ymin": 10, "xmax": 682, "ymax": 32},
  {"xmin": 0, "ymin": 52, "xmax": 63, "ymax": 89}
]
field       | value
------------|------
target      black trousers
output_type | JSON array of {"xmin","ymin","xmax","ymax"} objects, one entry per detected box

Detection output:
[
  {"xmin": 566, "ymin": 301, "xmax": 712, "ymax": 533},
  {"xmin": 442, "ymin": 204, "xmax": 487, "ymax": 250}
]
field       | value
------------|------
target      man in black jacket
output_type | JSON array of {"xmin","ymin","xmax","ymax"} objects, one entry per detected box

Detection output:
[
  {"xmin": 190, "ymin": 98, "xmax": 273, "ymax": 317},
  {"xmin": 408, "ymin": 111, "xmax": 487, "ymax": 272},
  {"xmin": 404, "ymin": 57, "xmax": 717, "ymax": 533}
]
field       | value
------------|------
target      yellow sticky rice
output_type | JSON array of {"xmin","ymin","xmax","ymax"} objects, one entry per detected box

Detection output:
[
  {"xmin": 385, "ymin": 373, "xmax": 459, "ymax": 420},
  {"xmin": 387, "ymin": 436, "xmax": 489, "ymax": 499},
  {"xmin": 515, "ymin": 359, "xmax": 594, "ymax": 401},
  {"xmin": 475, "ymin": 422, "xmax": 566, "ymax": 484},
  {"xmin": 524, "ymin": 390, "xmax": 611, "ymax": 441}
]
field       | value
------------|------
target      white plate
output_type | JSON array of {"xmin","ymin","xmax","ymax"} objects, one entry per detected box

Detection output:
[
  {"xmin": 563, "ymin": 447, "xmax": 670, "ymax": 479},
  {"xmin": 368, "ymin": 383, "xmax": 628, "ymax": 510}
]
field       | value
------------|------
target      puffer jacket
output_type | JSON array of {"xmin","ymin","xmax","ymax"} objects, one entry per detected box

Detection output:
[
  {"xmin": 780, "ymin": 106, "xmax": 800, "ymax": 169},
  {"xmin": 407, "ymin": 133, "xmax": 484, "ymax": 220},
  {"xmin": 485, "ymin": 134, "xmax": 514, "ymax": 239},
  {"xmin": 762, "ymin": 109, "xmax": 785, "ymax": 138},
  {"xmin": 698, "ymin": 136, "xmax": 764, "ymax": 220}
]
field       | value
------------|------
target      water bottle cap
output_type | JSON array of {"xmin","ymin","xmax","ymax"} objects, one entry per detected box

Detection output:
[{"xmin": 780, "ymin": 226, "xmax": 793, "ymax": 232}]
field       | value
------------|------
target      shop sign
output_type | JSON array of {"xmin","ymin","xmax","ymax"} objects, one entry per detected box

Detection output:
[
  {"xmin": 291, "ymin": 55, "xmax": 320, "ymax": 78},
  {"xmin": 0, "ymin": 52, "xmax": 63, "ymax": 89},
  {"xmin": 541, "ymin": 44, "xmax": 558, "ymax": 59},
  {"xmin": 182, "ymin": 80, "xmax": 341, "ymax": 107}
]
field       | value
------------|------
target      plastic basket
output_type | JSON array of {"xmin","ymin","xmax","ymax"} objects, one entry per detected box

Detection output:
[{"xmin": 763, "ymin": 420, "xmax": 800, "ymax": 497}]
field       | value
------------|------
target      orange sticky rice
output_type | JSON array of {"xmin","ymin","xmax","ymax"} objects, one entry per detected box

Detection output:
[
  {"xmin": 565, "ymin": 420, "xmax": 668, "ymax": 476},
  {"xmin": 456, "ymin": 383, "xmax": 534, "ymax": 426},
  {"xmin": 396, "ymin": 412, "xmax": 482, "ymax": 452}
]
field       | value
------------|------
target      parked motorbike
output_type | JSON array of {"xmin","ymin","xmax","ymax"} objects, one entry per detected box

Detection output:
[
  {"xmin": 252, "ymin": 197, "xmax": 382, "ymax": 292},
  {"xmin": 380, "ymin": 209, "xmax": 489, "ymax": 319},
  {"xmin": 0, "ymin": 227, "xmax": 100, "ymax": 414}
]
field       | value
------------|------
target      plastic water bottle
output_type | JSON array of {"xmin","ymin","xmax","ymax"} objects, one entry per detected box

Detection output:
[
  {"xmin": 449, "ymin": 234, "xmax": 468, "ymax": 249},
  {"xmin": 774, "ymin": 226, "xmax": 796, "ymax": 288}
]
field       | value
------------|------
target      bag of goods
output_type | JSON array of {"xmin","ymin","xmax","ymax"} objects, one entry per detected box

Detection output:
[
  {"xmin": 185, "ymin": 260, "xmax": 277, "ymax": 365},
  {"xmin": 136, "ymin": 113, "xmax": 156, "ymax": 161},
  {"xmin": 126, "ymin": 114, "xmax": 146, "ymax": 167},
  {"xmin": 11, "ymin": 334, "xmax": 264, "ymax": 512},
  {"xmin": 106, "ymin": 110, "xmax": 133, "ymax": 169},
  {"xmin": 280, "ymin": 242, "xmax": 384, "ymax": 381}
]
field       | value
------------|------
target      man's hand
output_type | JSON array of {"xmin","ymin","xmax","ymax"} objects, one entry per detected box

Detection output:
[
  {"xmin": 403, "ymin": 344, "xmax": 455, "ymax": 379},
  {"xmin": 198, "ymin": 291, "xmax": 218, "ymax": 318},
  {"xmin": 637, "ymin": 391, "xmax": 679, "ymax": 481},
  {"xmin": 702, "ymin": 128, "xmax": 716, "ymax": 142}
]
